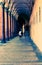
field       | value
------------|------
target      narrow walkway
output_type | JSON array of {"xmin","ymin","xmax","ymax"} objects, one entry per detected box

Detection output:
[{"xmin": 0, "ymin": 36, "xmax": 42, "ymax": 65}]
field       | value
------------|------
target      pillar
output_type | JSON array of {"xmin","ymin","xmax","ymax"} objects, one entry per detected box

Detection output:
[
  {"xmin": 2, "ymin": 3, "xmax": 6, "ymax": 43},
  {"xmin": 11, "ymin": 14, "xmax": 14, "ymax": 38},
  {"xmin": 4, "ymin": 7, "xmax": 9, "ymax": 41},
  {"xmin": 0, "ymin": 2, "xmax": 4, "ymax": 42},
  {"xmin": 13, "ymin": 16, "xmax": 14, "ymax": 37},
  {"xmin": 10, "ymin": 11, "xmax": 12, "ymax": 38},
  {"xmin": 8, "ymin": 10, "xmax": 10, "ymax": 39}
]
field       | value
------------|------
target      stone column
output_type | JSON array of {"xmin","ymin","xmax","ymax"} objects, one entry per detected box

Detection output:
[
  {"xmin": 6, "ymin": 8, "xmax": 9, "ymax": 41},
  {"xmin": 0, "ymin": 2, "xmax": 3, "ymax": 41},
  {"xmin": 12, "ymin": 14, "xmax": 14, "ymax": 38},
  {"xmin": 2, "ymin": 3, "xmax": 6, "ymax": 43},
  {"xmin": 10, "ymin": 11, "xmax": 12, "ymax": 39}
]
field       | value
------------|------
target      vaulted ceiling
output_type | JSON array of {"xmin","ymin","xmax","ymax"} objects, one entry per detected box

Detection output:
[
  {"xmin": 12, "ymin": 0, "xmax": 35, "ymax": 15},
  {"xmin": 4, "ymin": 0, "xmax": 35, "ymax": 19}
]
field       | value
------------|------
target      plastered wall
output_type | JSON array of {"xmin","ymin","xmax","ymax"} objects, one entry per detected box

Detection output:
[
  {"xmin": 30, "ymin": 0, "xmax": 42, "ymax": 52},
  {"xmin": 0, "ymin": 5, "xmax": 3, "ymax": 40}
]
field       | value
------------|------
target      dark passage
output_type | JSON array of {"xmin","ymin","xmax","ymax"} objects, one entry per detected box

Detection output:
[
  {"xmin": 17, "ymin": 13, "xmax": 30, "ymax": 37},
  {"xmin": 14, "ymin": 0, "xmax": 35, "ymax": 37}
]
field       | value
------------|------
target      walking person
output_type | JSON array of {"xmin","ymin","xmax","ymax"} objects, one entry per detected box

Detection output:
[{"xmin": 18, "ymin": 31, "xmax": 22, "ymax": 37}]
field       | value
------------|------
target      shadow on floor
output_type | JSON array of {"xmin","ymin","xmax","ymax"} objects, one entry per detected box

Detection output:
[{"xmin": 19, "ymin": 34, "xmax": 42, "ymax": 62}]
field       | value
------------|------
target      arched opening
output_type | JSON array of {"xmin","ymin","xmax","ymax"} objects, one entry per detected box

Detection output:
[{"xmin": 17, "ymin": 13, "xmax": 30, "ymax": 36}]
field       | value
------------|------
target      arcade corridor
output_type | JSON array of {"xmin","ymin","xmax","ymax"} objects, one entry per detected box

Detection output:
[{"xmin": 0, "ymin": 0, "xmax": 42, "ymax": 64}]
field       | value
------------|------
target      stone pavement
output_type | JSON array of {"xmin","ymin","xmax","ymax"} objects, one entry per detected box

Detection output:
[{"xmin": 0, "ymin": 36, "xmax": 42, "ymax": 65}]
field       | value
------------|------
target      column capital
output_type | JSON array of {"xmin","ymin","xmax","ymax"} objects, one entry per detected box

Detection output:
[
  {"xmin": 0, "ymin": 2, "xmax": 5, "ymax": 7},
  {"xmin": 4, "ymin": 7, "xmax": 8, "ymax": 11},
  {"xmin": 8, "ymin": 9, "xmax": 12, "ymax": 15}
]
